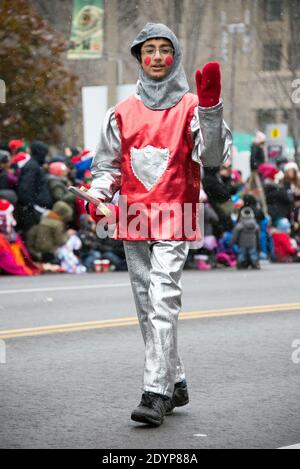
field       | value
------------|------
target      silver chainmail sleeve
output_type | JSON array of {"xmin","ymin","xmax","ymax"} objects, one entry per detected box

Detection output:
[
  {"xmin": 89, "ymin": 107, "xmax": 122, "ymax": 202},
  {"xmin": 191, "ymin": 101, "xmax": 232, "ymax": 167}
]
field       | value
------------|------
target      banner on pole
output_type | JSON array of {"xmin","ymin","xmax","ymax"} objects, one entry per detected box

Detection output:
[{"xmin": 68, "ymin": 0, "xmax": 104, "ymax": 60}]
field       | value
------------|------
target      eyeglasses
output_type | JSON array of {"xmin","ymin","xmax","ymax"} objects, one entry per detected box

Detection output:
[{"xmin": 141, "ymin": 46, "xmax": 174, "ymax": 57}]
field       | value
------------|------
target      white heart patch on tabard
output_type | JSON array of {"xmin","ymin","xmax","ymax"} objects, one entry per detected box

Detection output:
[{"xmin": 130, "ymin": 146, "xmax": 170, "ymax": 191}]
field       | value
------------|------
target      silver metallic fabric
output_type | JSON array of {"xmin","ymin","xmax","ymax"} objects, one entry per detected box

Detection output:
[
  {"xmin": 130, "ymin": 23, "xmax": 190, "ymax": 110},
  {"xmin": 191, "ymin": 101, "xmax": 232, "ymax": 167},
  {"xmin": 124, "ymin": 240, "xmax": 189, "ymax": 397},
  {"xmin": 90, "ymin": 101, "xmax": 231, "ymax": 203},
  {"xmin": 90, "ymin": 107, "xmax": 122, "ymax": 202}
]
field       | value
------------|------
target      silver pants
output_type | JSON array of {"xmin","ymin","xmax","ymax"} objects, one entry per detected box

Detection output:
[{"xmin": 124, "ymin": 240, "xmax": 189, "ymax": 398}]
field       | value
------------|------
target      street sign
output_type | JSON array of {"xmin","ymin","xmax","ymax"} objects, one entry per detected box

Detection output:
[
  {"xmin": 266, "ymin": 124, "xmax": 288, "ymax": 145},
  {"xmin": 266, "ymin": 123, "xmax": 288, "ymax": 162}
]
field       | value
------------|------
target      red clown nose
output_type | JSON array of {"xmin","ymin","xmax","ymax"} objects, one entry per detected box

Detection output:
[{"xmin": 164, "ymin": 55, "xmax": 174, "ymax": 66}]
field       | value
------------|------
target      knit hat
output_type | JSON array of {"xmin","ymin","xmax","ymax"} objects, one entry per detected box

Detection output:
[
  {"xmin": 52, "ymin": 201, "xmax": 73, "ymax": 223},
  {"xmin": 0, "ymin": 150, "xmax": 10, "ymax": 164},
  {"xmin": 8, "ymin": 139, "xmax": 25, "ymax": 154},
  {"xmin": 276, "ymin": 217, "xmax": 291, "ymax": 234},
  {"xmin": 83, "ymin": 169, "xmax": 92, "ymax": 182},
  {"xmin": 30, "ymin": 140, "xmax": 48, "ymax": 166},
  {"xmin": 48, "ymin": 162, "xmax": 68, "ymax": 177},
  {"xmin": 240, "ymin": 206, "xmax": 255, "ymax": 219}
]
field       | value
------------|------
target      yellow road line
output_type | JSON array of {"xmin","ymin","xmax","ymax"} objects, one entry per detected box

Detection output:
[{"xmin": 0, "ymin": 303, "xmax": 299, "ymax": 340}]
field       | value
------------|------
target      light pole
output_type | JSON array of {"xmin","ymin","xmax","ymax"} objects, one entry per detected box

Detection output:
[{"xmin": 221, "ymin": 11, "xmax": 251, "ymax": 134}]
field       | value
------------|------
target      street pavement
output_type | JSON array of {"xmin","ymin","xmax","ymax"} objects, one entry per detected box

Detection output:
[{"xmin": 0, "ymin": 263, "xmax": 300, "ymax": 449}]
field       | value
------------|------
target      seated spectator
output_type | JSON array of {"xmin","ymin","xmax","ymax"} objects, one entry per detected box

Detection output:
[
  {"xmin": 272, "ymin": 218, "xmax": 299, "ymax": 263},
  {"xmin": 0, "ymin": 199, "xmax": 41, "ymax": 276},
  {"xmin": 264, "ymin": 176, "xmax": 293, "ymax": 223},
  {"xmin": 26, "ymin": 201, "xmax": 85, "ymax": 273},
  {"xmin": 30, "ymin": 140, "xmax": 49, "ymax": 168},
  {"xmin": 56, "ymin": 233, "xmax": 86, "ymax": 274},
  {"xmin": 97, "ymin": 236, "xmax": 127, "ymax": 271},
  {"xmin": 77, "ymin": 214, "xmax": 102, "ymax": 272},
  {"xmin": 243, "ymin": 194, "xmax": 273, "ymax": 260},
  {"xmin": 0, "ymin": 150, "xmax": 18, "ymax": 204},
  {"xmin": 189, "ymin": 190, "xmax": 219, "ymax": 270},
  {"xmin": 47, "ymin": 162, "xmax": 75, "ymax": 209},
  {"xmin": 73, "ymin": 150, "xmax": 93, "ymax": 180},
  {"xmin": 12, "ymin": 152, "xmax": 52, "ymax": 232}
]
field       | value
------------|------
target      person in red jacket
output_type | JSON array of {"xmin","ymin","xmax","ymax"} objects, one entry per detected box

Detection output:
[
  {"xmin": 272, "ymin": 218, "xmax": 298, "ymax": 262},
  {"xmin": 87, "ymin": 23, "xmax": 232, "ymax": 426}
]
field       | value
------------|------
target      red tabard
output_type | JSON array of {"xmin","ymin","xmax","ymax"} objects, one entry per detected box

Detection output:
[{"xmin": 114, "ymin": 92, "xmax": 201, "ymax": 241}]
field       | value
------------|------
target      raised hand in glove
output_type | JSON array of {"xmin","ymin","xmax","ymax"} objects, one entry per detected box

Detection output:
[{"xmin": 195, "ymin": 62, "xmax": 221, "ymax": 108}]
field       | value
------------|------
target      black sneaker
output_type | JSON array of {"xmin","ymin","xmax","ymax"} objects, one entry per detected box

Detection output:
[
  {"xmin": 165, "ymin": 381, "xmax": 189, "ymax": 416},
  {"xmin": 131, "ymin": 392, "xmax": 170, "ymax": 426}
]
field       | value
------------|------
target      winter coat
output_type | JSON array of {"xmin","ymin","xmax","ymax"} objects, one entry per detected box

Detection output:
[
  {"xmin": 272, "ymin": 232, "xmax": 297, "ymax": 261},
  {"xmin": 232, "ymin": 218, "xmax": 260, "ymax": 250},
  {"xmin": 47, "ymin": 175, "xmax": 75, "ymax": 208},
  {"xmin": 17, "ymin": 159, "xmax": 52, "ymax": 209},
  {"xmin": 204, "ymin": 204, "xmax": 219, "ymax": 237},
  {"xmin": 26, "ymin": 201, "xmax": 73, "ymax": 256},
  {"xmin": 250, "ymin": 143, "xmax": 265, "ymax": 171},
  {"xmin": 0, "ymin": 169, "xmax": 9, "ymax": 190},
  {"xmin": 264, "ymin": 182, "xmax": 293, "ymax": 221}
]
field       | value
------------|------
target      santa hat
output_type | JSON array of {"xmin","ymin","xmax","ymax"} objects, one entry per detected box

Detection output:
[
  {"xmin": 284, "ymin": 161, "xmax": 298, "ymax": 173},
  {"xmin": 258, "ymin": 163, "xmax": 279, "ymax": 181},
  {"xmin": 0, "ymin": 199, "xmax": 16, "ymax": 232},
  {"xmin": 8, "ymin": 139, "xmax": 25, "ymax": 154},
  {"xmin": 0, "ymin": 199, "xmax": 13, "ymax": 215},
  {"xmin": 11, "ymin": 152, "xmax": 31, "ymax": 168}
]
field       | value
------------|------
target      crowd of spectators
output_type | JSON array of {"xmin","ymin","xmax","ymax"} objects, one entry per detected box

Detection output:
[
  {"xmin": 0, "ymin": 139, "xmax": 127, "ymax": 275},
  {"xmin": 0, "ymin": 133, "xmax": 300, "ymax": 276},
  {"xmin": 191, "ymin": 131, "xmax": 300, "ymax": 270}
]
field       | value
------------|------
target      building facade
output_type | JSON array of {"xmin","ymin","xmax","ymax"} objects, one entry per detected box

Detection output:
[{"xmin": 31, "ymin": 0, "xmax": 300, "ymax": 149}]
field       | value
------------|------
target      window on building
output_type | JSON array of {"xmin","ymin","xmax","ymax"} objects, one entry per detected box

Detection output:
[
  {"xmin": 289, "ymin": 43, "xmax": 300, "ymax": 70},
  {"xmin": 264, "ymin": 0, "xmax": 284, "ymax": 21},
  {"xmin": 257, "ymin": 109, "xmax": 277, "ymax": 130},
  {"xmin": 282, "ymin": 109, "xmax": 300, "ymax": 125},
  {"xmin": 263, "ymin": 44, "xmax": 282, "ymax": 70}
]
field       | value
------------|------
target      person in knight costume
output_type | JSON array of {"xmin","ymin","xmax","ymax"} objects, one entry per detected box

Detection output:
[{"xmin": 87, "ymin": 23, "xmax": 232, "ymax": 426}]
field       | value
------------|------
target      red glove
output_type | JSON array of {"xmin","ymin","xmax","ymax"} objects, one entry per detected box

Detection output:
[
  {"xmin": 195, "ymin": 62, "xmax": 221, "ymax": 107},
  {"xmin": 87, "ymin": 203, "xmax": 119, "ymax": 225}
]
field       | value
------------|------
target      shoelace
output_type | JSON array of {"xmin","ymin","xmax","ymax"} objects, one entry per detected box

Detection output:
[{"xmin": 142, "ymin": 392, "xmax": 166, "ymax": 411}]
